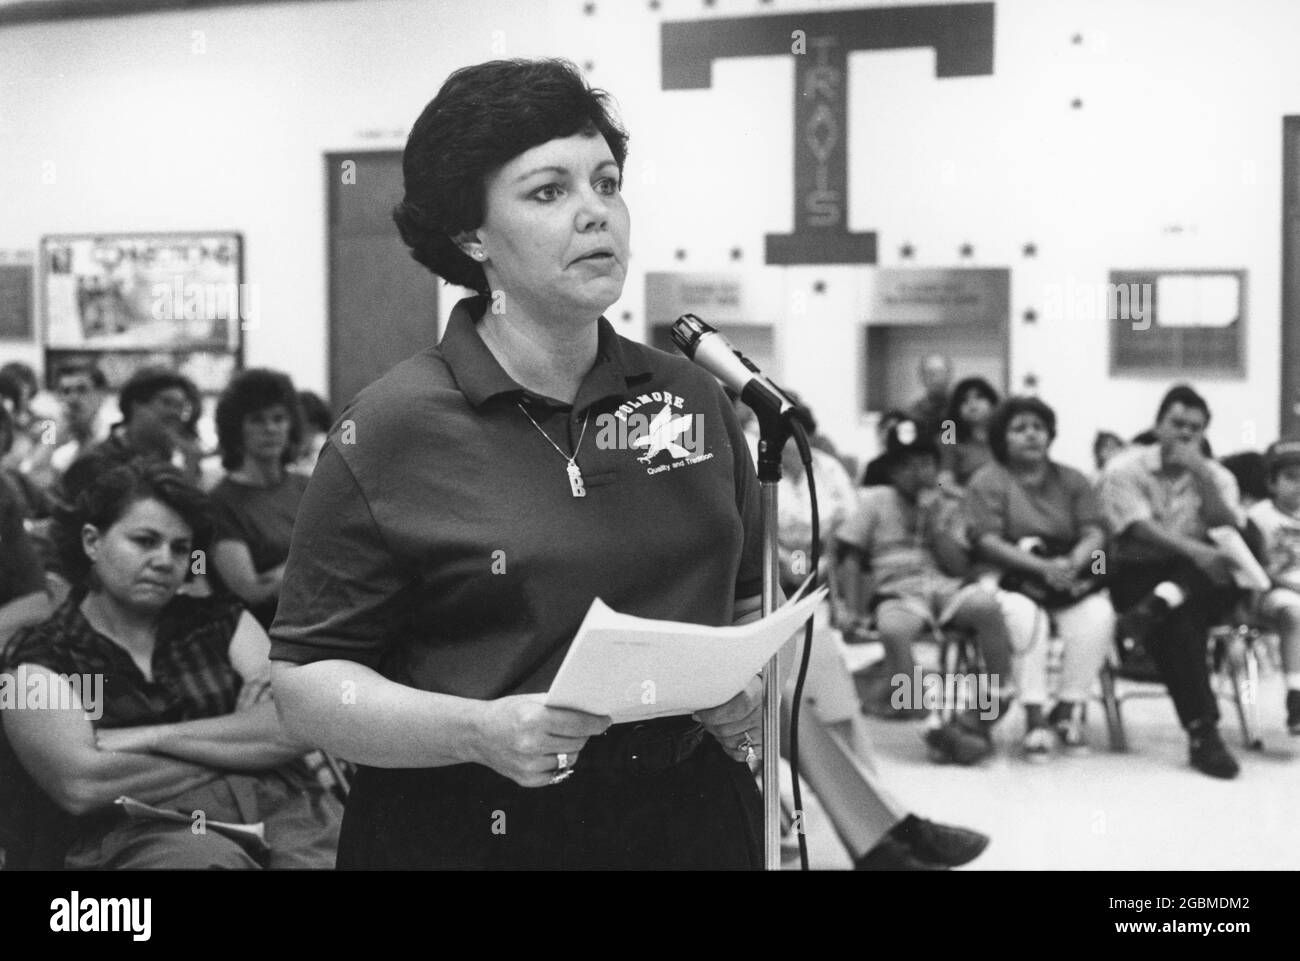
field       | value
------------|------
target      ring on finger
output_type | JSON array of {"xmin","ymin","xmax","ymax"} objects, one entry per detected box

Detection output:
[{"xmin": 556, "ymin": 752, "xmax": 569, "ymax": 772}]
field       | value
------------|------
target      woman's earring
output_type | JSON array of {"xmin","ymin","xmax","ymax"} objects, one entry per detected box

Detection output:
[{"xmin": 472, "ymin": 250, "xmax": 486, "ymax": 261}]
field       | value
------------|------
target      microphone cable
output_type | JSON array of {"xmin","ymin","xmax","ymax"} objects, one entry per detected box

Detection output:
[{"xmin": 785, "ymin": 418, "xmax": 818, "ymax": 872}]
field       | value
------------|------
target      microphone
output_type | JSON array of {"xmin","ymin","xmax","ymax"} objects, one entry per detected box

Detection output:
[{"xmin": 670, "ymin": 314, "xmax": 798, "ymax": 420}]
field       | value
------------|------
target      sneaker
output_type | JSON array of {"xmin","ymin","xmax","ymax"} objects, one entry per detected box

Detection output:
[
  {"xmin": 1022, "ymin": 725, "xmax": 1053, "ymax": 762},
  {"xmin": 1287, "ymin": 690, "xmax": 1300, "ymax": 735},
  {"xmin": 925, "ymin": 720, "xmax": 994, "ymax": 765},
  {"xmin": 889, "ymin": 815, "xmax": 990, "ymax": 868},
  {"xmin": 1048, "ymin": 701, "xmax": 1090, "ymax": 755},
  {"xmin": 1188, "ymin": 726, "xmax": 1240, "ymax": 779}
]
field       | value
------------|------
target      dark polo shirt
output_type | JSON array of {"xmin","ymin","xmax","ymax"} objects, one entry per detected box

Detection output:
[{"xmin": 269, "ymin": 296, "xmax": 763, "ymax": 700}]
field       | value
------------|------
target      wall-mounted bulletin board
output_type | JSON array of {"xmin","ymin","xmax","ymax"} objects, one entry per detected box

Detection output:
[
  {"xmin": 39, "ymin": 233, "xmax": 244, "ymax": 393},
  {"xmin": 1109, "ymin": 269, "xmax": 1246, "ymax": 377}
]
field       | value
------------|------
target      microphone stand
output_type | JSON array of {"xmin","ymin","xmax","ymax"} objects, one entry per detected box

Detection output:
[{"xmin": 754, "ymin": 407, "xmax": 792, "ymax": 872}]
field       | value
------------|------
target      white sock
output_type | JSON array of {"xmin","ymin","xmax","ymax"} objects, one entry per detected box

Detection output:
[
  {"xmin": 1153, "ymin": 582, "xmax": 1186, "ymax": 608},
  {"xmin": 1286, "ymin": 672, "xmax": 1300, "ymax": 691}
]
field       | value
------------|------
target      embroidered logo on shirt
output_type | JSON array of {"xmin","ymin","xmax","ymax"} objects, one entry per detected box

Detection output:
[
  {"xmin": 594, "ymin": 393, "xmax": 712, "ymax": 476},
  {"xmin": 632, "ymin": 405, "xmax": 694, "ymax": 463}
]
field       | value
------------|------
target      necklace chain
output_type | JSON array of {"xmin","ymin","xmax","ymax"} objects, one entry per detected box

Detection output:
[{"xmin": 517, "ymin": 403, "xmax": 590, "ymax": 497}]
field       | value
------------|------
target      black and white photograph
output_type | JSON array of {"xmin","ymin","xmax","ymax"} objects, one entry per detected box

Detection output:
[{"xmin": 0, "ymin": 0, "xmax": 1294, "ymax": 936}]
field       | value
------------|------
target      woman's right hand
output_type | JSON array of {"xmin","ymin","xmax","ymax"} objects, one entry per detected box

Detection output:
[{"xmin": 473, "ymin": 694, "xmax": 611, "ymax": 788}]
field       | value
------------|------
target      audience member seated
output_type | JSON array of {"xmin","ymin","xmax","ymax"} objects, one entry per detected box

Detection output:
[
  {"xmin": 207, "ymin": 369, "xmax": 310, "ymax": 629},
  {"xmin": 907, "ymin": 354, "xmax": 954, "ymax": 442},
  {"xmin": 0, "ymin": 403, "xmax": 52, "ymax": 521},
  {"xmin": 1092, "ymin": 430, "xmax": 1126, "ymax": 476},
  {"xmin": 860, "ymin": 408, "xmax": 907, "ymax": 487},
  {"xmin": 1221, "ymin": 450, "xmax": 1269, "ymax": 509},
  {"xmin": 733, "ymin": 398, "xmax": 990, "ymax": 870},
  {"xmin": 964, "ymin": 396, "xmax": 1115, "ymax": 761},
  {"xmin": 0, "ymin": 460, "xmax": 341, "ymax": 869},
  {"xmin": 1245, "ymin": 439, "xmax": 1300, "ymax": 734},
  {"xmin": 0, "ymin": 459, "xmax": 51, "ymax": 653},
  {"xmin": 1098, "ymin": 384, "xmax": 1246, "ymax": 779},
  {"xmin": 58, "ymin": 367, "xmax": 203, "ymax": 506},
  {"xmin": 936, "ymin": 376, "xmax": 999, "ymax": 496},
  {"xmin": 291, "ymin": 390, "xmax": 333, "ymax": 476},
  {"xmin": 47, "ymin": 361, "xmax": 109, "ymax": 483},
  {"xmin": 0, "ymin": 364, "xmax": 55, "ymax": 486},
  {"xmin": 837, "ymin": 418, "xmax": 1015, "ymax": 764}
]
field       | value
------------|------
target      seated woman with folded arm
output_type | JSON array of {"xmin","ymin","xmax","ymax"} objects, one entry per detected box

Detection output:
[
  {"xmin": 963, "ymin": 396, "xmax": 1114, "ymax": 762},
  {"xmin": 0, "ymin": 460, "xmax": 340, "ymax": 869}
]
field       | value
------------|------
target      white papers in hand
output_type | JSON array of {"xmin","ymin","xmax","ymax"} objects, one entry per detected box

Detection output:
[
  {"xmin": 544, "ymin": 587, "xmax": 828, "ymax": 723},
  {"xmin": 1206, "ymin": 526, "xmax": 1271, "ymax": 591}
]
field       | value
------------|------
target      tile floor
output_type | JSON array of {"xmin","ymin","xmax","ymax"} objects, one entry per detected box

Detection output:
[{"xmin": 787, "ymin": 670, "xmax": 1300, "ymax": 870}]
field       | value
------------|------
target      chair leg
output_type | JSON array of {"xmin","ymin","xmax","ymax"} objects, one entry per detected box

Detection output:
[
  {"xmin": 1223, "ymin": 631, "xmax": 1263, "ymax": 751},
  {"xmin": 937, "ymin": 632, "xmax": 958, "ymax": 724},
  {"xmin": 1237, "ymin": 634, "xmax": 1264, "ymax": 751},
  {"xmin": 1100, "ymin": 662, "xmax": 1127, "ymax": 752}
]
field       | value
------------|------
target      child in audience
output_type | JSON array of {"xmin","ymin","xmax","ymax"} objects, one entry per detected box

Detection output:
[
  {"xmin": 936, "ymin": 377, "xmax": 999, "ymax": 496},
  {"xmin": 1246, "ymin": 439, "xmax": 1300, "ymax": 733},
  {"xmin": 838, "ymin": 419, "xmax": 1015, "ymax": 764}
]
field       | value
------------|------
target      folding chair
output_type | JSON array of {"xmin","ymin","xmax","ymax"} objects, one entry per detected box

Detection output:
[{"xmin": 1101, "ymin": 606, "xmax": 1269, "ymax": 753}]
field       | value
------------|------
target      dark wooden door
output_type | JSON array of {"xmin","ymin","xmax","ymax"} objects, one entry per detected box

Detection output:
[
  {"xmin": 1283, "ymin": 118, "xmax": 1300, "ymax": 438},
  {"xmin": 326, "ymin": 150, "xmax": 439, "ymax": 410}
]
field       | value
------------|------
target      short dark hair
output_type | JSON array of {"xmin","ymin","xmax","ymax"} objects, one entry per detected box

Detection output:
[
  {"xmin": 988, "ymin": 396, "xmax": 1058, "ymax": 464},
  {"xmin": 0, "ymin": 402, "xmax": 13, "ymax": 455},
  {"xmin": 884, "ymin": 448, "xmax": 938, "ymax": 485},
  {"xmin": 392, "ymin": 58, "xmax": 630, "ymax": 292},
  {"xmin": 0, "ymin": 371, "xmax": 21, "ymax": 412},
  {"xmin": 0, "ymin": 362, "xmax": 36, "ymax": 400},
  {"xmin": 1092, "ymin": 430, "xmax": 1124, "ymax": 469},
  {"xmin": 117, "ymin": 367, "xmax": 196, "ymax": 424},
  {"xmin": 215, "ymin": 368, "xmax": 303, "ymax": 471},
  {"xmin": 297, "ymin": 390, "xmax": 333, "ymax": 434},
  {"xmin": 54, "ymin": 459, "xmax": 212, "ymax": 586},
  {"xmin": 1156, "ymin": 383, "xmax": 1211, "ymax": 427},
  {"xmin": 943, "ymin": 376, "xmax": 1000, "ymax": 442},
  {"xmin": 55, "ymin": 360, "xmax": 107, "ymax": 391},
  {"xmin": 1221, "ymin": 450, "xmax": 1269, "ymax": 498}
]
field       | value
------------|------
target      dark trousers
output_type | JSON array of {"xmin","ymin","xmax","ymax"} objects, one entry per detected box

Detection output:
[
  {"xmin": 336, "ymin": 723, "xmax": 763, "ymax": 870},
  {"xmin": 1109, "ymin": 545, "xmax": 1239, "ymax": 730}
]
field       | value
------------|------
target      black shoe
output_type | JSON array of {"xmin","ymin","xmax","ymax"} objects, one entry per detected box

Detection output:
[
  {"xmin": 1188, "ymin": 726, "xmax": 1240, "ymax": 779},
  {"xmin": 854, "ymin": 835, "xmax": 946, "ymax": 871},
  {"xmin": 1288, "ymin": 691, "xmax": 1300, "ymax": 735},
  {"xmin": 890, "ymin": 815, "xmax": 990, "ymax": 868},
  {"xmin": 924, "ymin": 721, "xmax": 994, "ymax": 765}
]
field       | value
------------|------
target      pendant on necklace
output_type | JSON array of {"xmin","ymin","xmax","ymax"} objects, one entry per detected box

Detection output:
[{"xmin": 567, "ymin": 462, "xmax": 586, "ymax": 498}]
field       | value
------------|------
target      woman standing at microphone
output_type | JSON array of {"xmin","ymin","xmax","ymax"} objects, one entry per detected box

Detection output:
[{"xmin": 269, "ymin": 59, "xmax": 767, "ymax": 869}]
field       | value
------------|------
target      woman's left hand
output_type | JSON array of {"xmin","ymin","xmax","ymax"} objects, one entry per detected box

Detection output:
[{"xmin": 695, "ymin": 674, "xmax": 763, "ymax": 764}]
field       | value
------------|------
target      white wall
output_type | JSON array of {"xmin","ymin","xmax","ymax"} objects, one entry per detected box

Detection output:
[{"xmin": 2, "ymin": 0, "xmax": 1298, "ymax": 469}]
